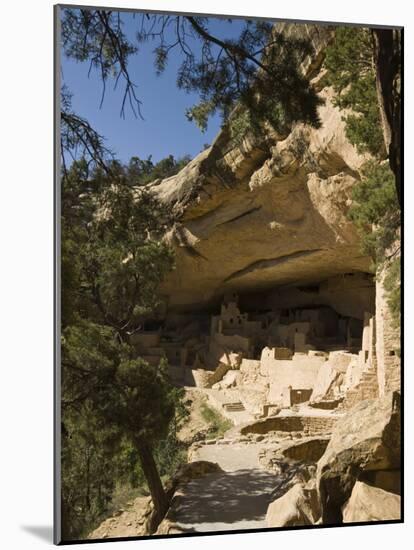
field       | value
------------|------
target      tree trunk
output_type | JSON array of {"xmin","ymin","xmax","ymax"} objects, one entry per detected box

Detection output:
[
  {"xmin": 85, "ymin": 448, "xmax": 91, "ymax": 511},
  {"xmin": 372, "ymin": 29, "xmax": 402, "ymax": 206},
  {"xmin": 136, "ymin": 440, "xmax": 168, "ymax": 523}
]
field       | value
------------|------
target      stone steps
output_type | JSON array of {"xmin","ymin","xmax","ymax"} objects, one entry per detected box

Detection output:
[
  {"xmin": 342, "ymin": 368, "xmax": 379, "ymax": 409},
  {"xmin": 223, "ymin": 402, "xmax": 246, "ymax": 412}
]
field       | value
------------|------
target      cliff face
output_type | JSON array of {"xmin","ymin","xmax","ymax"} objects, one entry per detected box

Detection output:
[{"xmin": 149, "ymin": 24, "xmax": 372, "ymax": 312}]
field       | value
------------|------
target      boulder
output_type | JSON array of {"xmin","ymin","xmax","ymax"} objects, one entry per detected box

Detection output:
[
  {"xmin": 155, "ymin": 518, "xmax": 188, "ymax": 535},
  {"xmin": 359, "ymin": 469, "xmax": 401, "ymax": 495},
  {"xmin": 87, "ymin": 497, "xmax": 154, "ymax": 539},
  {"xmin": 342, "ymin": 481, "xmax": 401, "ymax": 522},
  {"xmin": 259, "ymin": 437, "xmax": 330, "ymax": 472},
  {"xmin": 282, "ymin": 436, "xmax": 331, "ymax": 463},
  {"xmin": 317, "ymin": 391, "xmax": 401, "ymax": 524},
  {"xmin": 266, "ymin": 481, "xmax": 321, "ymax": 527}
]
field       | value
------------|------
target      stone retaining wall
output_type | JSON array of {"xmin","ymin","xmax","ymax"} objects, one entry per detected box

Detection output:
[
  {"xmin": 240, "ymin": 415, "xmax": 339, "ymax": 436},
  {"xmin": 375, "ymin": 271, "xmax": 401, "ymax": 397}
]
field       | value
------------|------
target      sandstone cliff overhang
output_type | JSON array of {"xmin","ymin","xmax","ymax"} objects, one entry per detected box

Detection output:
[{"xmin": 146, "ymin": 24, "xmax": 372, "ymax": 312}]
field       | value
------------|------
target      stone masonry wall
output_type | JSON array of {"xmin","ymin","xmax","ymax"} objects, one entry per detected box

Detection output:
[
  {"xmin": 375, "ymin": 271, "xmax": 401, "ymax": 397},
  {"xmin": 240, "ymin": 414, "xmax": 339, "ymax": 436},
  {"xmin": 264, "ymin": 355, "xmax": 326, "ymax": 404}
]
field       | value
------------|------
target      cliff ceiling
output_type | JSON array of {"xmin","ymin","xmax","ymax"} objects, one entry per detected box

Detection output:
[{"xmin": 147, "ymin": 24, "xmax": 372, "ymax": 312}]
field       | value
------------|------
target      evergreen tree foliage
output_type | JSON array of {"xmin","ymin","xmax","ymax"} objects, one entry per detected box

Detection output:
[
  {"xmin": 62, "ymin": 320, "xmax": 178, "ymax": 460},
  {"xmin": 127, "ymin": 154, "xmax": 191, "ymax": 186},
  {"xmin": 325, "ymin": 27, "xmax": 401, "ymax": 327},
  {"xmin": 324, "ymin": 27, "xmax": 385, "ymax": 158},
  {"xmin": 61, "ymin": 400, "xmax": 122, "ymax": 540},
  {"xmin": 62, "ymin": 160, "xmax": 175, "ymax": 338},
  {"xmin": 348, "ymin": 162, "xmax": 400, "ymax": 264},
  {"xmin": 348, "ymin": 163, "xmax": 400, "ymax": 327},
  {"xmin": 60, "ymin": 87, "xmax": 114, "ymax": 175},
  {"xmin": 61, "ymin": 159, "xmax": 186, "ymax": 539},
  {"xmin": 383, "ymin": 257, "xmax": 401, "ymax": 329},
  {"xmin": 178, "ymin": 19, "xmax": 324, "ymax": 135},
  {"xmin": 60, "ymin": 8, "xmax": 323, "ymax": 167}
]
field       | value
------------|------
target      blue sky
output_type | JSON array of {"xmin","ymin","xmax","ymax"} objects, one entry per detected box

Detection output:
[{"xmin": 61, "ymin": 10, "xmax": 246, "ymax": 164}]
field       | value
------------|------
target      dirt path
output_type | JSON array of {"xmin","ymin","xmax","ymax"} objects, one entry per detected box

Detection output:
[
  {"xmin": 193, "ymin": 441, "xmax": 267, "ymax": 470},
  {"xmin": 170, "ymin": 386, "xmax": 282, "ymax": 533},
  {"xmin": 90, "ymin": 387, "xmax": 310, "ymax": 537},
  {"xmin": 168, "ymin": 467, "xmax": 279, "ymax": 533},
  {"xmin": 167, "ymin": 440, "xmax": 284, "ymax": 533}
]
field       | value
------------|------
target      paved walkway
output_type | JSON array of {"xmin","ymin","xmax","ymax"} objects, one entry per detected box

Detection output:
[
  {"xmin": 193, "ymin": 442, "xmax": 267, "ymax": 470},
  {"xmin": 170, "ymin": 467, "xmax": 279, "ymax": 533},
  {"xmin": 168, "ymin": 389, "xmax": 339, "ymax": 533},
  {"xmin": 169, "ymin": 440, "xmax": 288, "ymax": 533}
]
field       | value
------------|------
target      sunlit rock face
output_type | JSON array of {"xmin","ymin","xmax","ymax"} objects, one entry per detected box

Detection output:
[{"xmin": 148, "ymin": 23, "xmax": 372, "ymax": 313}]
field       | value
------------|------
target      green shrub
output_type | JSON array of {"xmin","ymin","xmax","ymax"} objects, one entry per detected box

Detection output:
[{"xmin": 200, "ymin": 403, "xmax": 233, "ymax": 439}]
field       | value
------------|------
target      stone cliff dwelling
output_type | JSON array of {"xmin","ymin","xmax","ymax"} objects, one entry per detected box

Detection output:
[
  {"xmin": 121, "ymin": 22, "xmax": 400, "ymax": 436},
  {"xmin": 130, "ymin": 270, "xmax": 399, "ymax": 419},
  {"xmin": 87, "ymin": 22, "xmax": 401, "ymax": 538}
]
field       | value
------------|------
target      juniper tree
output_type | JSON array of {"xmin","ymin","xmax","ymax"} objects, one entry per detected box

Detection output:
[
  {"xmin": 324, "ymin": 26, "xmax": 401, "ymax": 202},
  {"xmin": 62, "ymin": 321, "xmax": 178, "ymax": 530},
  {"xmin": 325, "ymin": 28, "xmax": 401, "ymax": 327},
  {"xmin": 60, "ymin": 8, "xmax": 401, "ymax": 200},
  {"xmin": 60, "ymin": 8, "xmax": 323, "ymax": 168},
  {"xmin": 372, "ymin": 29, "xmax": 402, "ymax": 205},
  {"xmin": 62, "ymin": 159, "xmax": 174, "ymax": 338},
  {"xmin": 348, "ymin": 162, "xmax": 400, "ymax": 264},
  {"xmin": 61, "ymin": 159, "xmax": 180, "ymax": 534},
  {"xmin": 324, "ymin": 27, "xmax": 385, "ymax": 158},
  {"xmin": 127, "ymin": 154, "xmax": 191, "ymax": 186}
]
